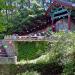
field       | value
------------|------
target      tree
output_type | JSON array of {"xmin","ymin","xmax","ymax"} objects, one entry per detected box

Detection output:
[
  {"xmin": 10, "ymin": 0, "xmax": 44, "ymax": 34},
  {"xmin": 0, "ymin": 0, "xmax": 16, "ymax": 33}
]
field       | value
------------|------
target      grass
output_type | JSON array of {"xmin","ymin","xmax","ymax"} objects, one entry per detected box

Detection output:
[{"xmin": 15, "ymin": 41, "xmax": 48, "ymax": 61}]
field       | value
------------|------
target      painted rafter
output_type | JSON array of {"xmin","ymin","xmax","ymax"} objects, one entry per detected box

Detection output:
[{"xmin": 45, "ymin": 0, "xmax": 75, "ymax": 16}]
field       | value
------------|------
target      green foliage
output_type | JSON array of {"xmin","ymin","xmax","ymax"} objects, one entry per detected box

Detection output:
[
  {"xmin": 53, "ymin": 32, "xmax": 75, "ymax": 75},
  {"xmin": 17, "ymin": 71, "xmax": 40, "ymax": 75},
  {"xmin": 0, "ymin": 0, "xmax": 44, "ymax": 34},
  {"xmin": 0, "ymin": 24, "xmax": 6, "ymax": 32},
  {"xmin": 0, "ymin": 0, "xmax": 16, "ymax": 34},
  {"xmin": 11, "ymin": 1, "xmax": 44, "ymax": 33},
  {"xmin": 0, "ymin": 34, "xmax": 4, "ymax": 39},
  {"xmin": 15, "ymin": 41, "xmax": 48, "ymax": 61},
  {"xmin": 31, "ymin": 1, "xmax": 44, "ymax": 15},
  {"xmin": 17, "ymin": 32, "xmax": 75, "ymax": 75},
  {"xmin": 0, "ymin": 17, "xmax": 7, "ymax": 33}
]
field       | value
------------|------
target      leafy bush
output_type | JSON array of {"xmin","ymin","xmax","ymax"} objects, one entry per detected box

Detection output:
[
  {"xmin": 17, "ymin": 32, "xmax": 75, "ymax": 75},
  {"xmin": 53, "ymin": 32, "xmax": 75, "ymax": 75},
  {"xmin": 17, "ymin": 71, "xmax": 40, "ymax": 75},
  {"xmin": 11, "ymin": 1, "xmax": 44, "ymax": 34},
  {"xmin": 35, "ymin": 32, "xmax": 75, "ymax": 75}
]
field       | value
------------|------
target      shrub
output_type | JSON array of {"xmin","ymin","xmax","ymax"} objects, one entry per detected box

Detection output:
[
  {"xmin": 17, "ymin": 71, "xmax": 40, "ymax": 75},
  {"xmin": 54, "ymin": 32, "xmax": 75, "ymax": 75}
]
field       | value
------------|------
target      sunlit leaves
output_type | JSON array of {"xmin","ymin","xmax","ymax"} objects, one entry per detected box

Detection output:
[{"xmin": 0, "ymin": 24, "xmax": 6, "ymax": 32}]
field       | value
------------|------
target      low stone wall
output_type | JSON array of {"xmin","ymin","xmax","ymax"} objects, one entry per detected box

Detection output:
[
  {"xmin": 4, "ymin": 35, "xmax": 59, "ymax": 42},
  {"xmin": 2, "ymin": 40, "xmax": 17, "ymax": 57},
  {"xmin": 0, "ymin": 56, "xmax": 17, "ymax": 64}
]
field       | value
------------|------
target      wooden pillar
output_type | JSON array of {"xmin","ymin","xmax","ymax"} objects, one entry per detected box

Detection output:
[
  {"xmin": 52, "ymin": 20, "xmax": 53, "ymax": 32},
  {"xmin": 52, "ymin": 20, "xmax": 55, "ymax": 32},
  {"xmin": 68, "ymin": 15, "xmax": 71, "ymax": 31}
]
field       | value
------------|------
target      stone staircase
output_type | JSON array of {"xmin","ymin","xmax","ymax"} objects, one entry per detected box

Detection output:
[{"xmin": 0, "ymin": 56, "xmax": 17, "ymax": 64}]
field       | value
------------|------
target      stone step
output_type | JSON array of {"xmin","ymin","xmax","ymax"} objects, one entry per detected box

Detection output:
[
  {"xmin": 0, "ymin": 56, "xmax": 17, "ymax": 64},
  {"xmin": 0, "ymin": 54, "xmax": 8, "ymax": 57}
]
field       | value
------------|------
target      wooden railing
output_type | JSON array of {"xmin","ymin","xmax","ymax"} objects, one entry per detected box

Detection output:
[{"xmin": 4, "ymin": 35, "xmax": 59, "ymax": 42}]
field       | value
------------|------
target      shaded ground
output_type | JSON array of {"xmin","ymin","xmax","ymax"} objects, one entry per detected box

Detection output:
[{"xmin": 0, "ymin": 63, "xmax": 63, "ymax": 75}]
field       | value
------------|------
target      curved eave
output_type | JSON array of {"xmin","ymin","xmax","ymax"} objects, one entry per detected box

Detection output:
[{"xmin": 45, "ymin": 0, "xmax": 75, "ymax": 16}]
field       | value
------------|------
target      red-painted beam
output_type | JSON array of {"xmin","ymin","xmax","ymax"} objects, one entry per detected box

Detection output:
[{"xmin": 68, "ymin": 15, "xmax": 71, "ymax": 31}]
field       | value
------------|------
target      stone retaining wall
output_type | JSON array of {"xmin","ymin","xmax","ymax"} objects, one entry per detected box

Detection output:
[{"xmin": 0, "ymin": 56, "xmax": 17, "ymax": 64}]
